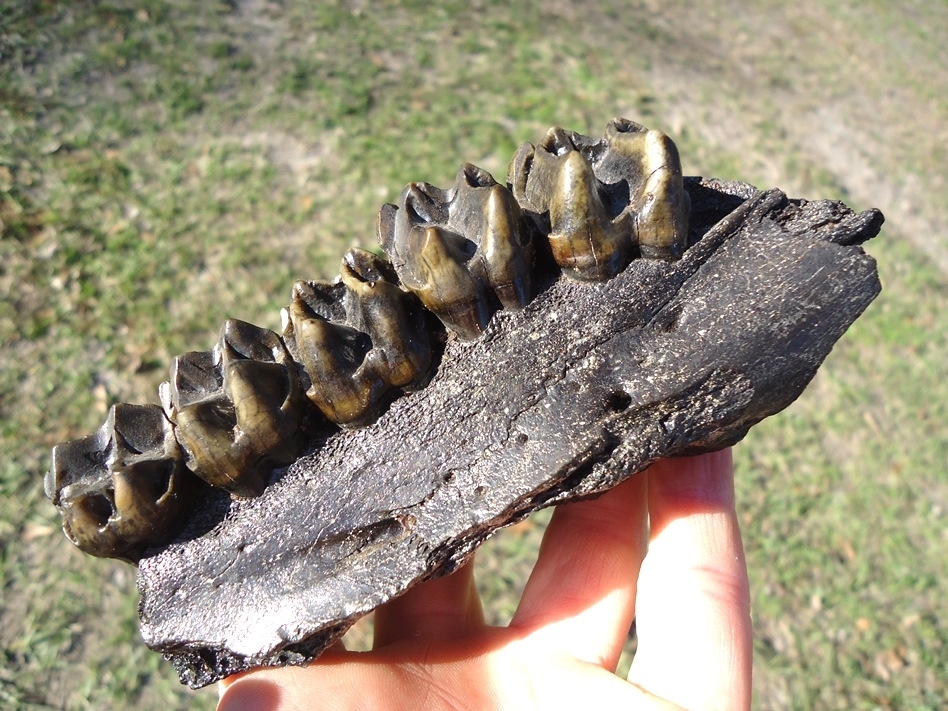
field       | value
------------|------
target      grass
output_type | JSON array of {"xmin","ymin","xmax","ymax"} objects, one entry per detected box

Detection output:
[{"xmin": 1, "ymin": 1, "xmax": 945, "ymax": 708}]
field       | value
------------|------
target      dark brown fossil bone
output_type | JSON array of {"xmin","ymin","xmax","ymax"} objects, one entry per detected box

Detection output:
[
  {"xmin": 43, "ymin": 119, "xmax": 883, "ymax": 689},
  {"xmin": 140, "ymin": 178, "xmax": 881, "ymax": 689}
]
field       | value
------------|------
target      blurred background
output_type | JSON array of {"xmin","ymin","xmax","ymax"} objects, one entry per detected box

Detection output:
[{"xmin": 1, "ymin": 1, "xmax": 945, "ymax": 708}]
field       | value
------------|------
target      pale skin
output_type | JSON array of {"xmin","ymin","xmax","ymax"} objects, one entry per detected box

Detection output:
[{"xmin": 218, "ymin": 448, "xmax": 752, "ymax": 711}]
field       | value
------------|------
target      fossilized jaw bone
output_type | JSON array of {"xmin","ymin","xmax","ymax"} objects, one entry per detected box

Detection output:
[
  {"xmin": 144, "ymin": 181, "xmax": 884, "ymax": 689},
  {"xmin": 45, "ymin": 404, "xmax": 189, "ymax": 561},
  {"xmin": 46, "ymin": 118, "xmax": 698, "ymax": 561},
  {"xmin": 508, "ymin": 117, "xmax": 690, "ymax": 276},
  {"xmin": 40, "ymin": 116, "xmax": 885, "ymax": 687}
]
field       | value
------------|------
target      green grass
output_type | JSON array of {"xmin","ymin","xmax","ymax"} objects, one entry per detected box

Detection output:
[{"xmin": 1, "ymin": 1, "xmax": 945, "ymax": 708}]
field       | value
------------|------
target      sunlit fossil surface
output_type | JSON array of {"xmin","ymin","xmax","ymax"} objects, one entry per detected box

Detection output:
[{"xmin": 45, "ymin": 119, "xmax": 883, "ymax": 688}]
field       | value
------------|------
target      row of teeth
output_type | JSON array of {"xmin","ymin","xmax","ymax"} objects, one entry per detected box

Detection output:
[{"xmin": 45, "ymin": 118, "xmax": 691, "ymax": 562}]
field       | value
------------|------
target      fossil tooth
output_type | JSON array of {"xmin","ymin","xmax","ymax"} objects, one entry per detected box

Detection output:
[
  {"xmin": 284, "ymin": 249, "xmax": 432, "ymax": 426},
  {"xmin": 45, "ymin": 403, "xmax": 189, "ymax": 562},
  {"xmin": 160, "ymin": 319, "xmax": 305, "ymax": 497},
  {"xmin": 603, "ymin": 119, "xmax": 690, "ymax": 261},
  {"xmin": 289, "ymin": 314, "xmax": 381, "ymax": 426},
  {"xmin": 378, "ymin": 164, "xmax": 532, "ymax": 339},
  {"xmin": 508, "ymin": 117, "xmax": 690, "ymax": 277},
  {"xmin": 548, "ymin": 148, "xmax": 633, "ymax": 280},
  {"xmin": 338, "ymin": 248, "xmax": 432, "ymax": 391}
]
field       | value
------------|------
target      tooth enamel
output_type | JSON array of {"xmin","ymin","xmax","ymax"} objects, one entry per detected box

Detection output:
[
  {"xmin": 603, "ymin": 121, "xmax": 690, "ymax": 260},
  {"xmin": 339, "ymin": 249, "xmax": 432, "ymax": 390},
  {"xmin": 481, "ymin": 185, "xmax": 532, "ymax": 309},
  {"xmin": 409, "ymin": 225, "xmax": 489, "ymax": 339},
  {"xmin": 508, "ymin": 117, "xmax": 691, "ymax": 281},
  {"xmin": 548, "ymin": 149, "xmax": 632, "ymax": 280},
  {"xmin": 162, "ymin": 320, "xmax": 305, "ymax": 498},
  {"xmin": 293, "ymin": 316, "xmax": 381, "ymax": 426},
  {"xmin": 380, "ymin": 164, "xmax": 533, "ymax": 339},
  {"xmin": 634, "ymin": 130, "xmax": 690, "ymax": 260},
  {"xmin": 285, "ymin": 249, "xmax": 432, "ymax": 426},
  {"xmin": 46, "ymin": 403, "xmax": 189, "ymax": 561}
]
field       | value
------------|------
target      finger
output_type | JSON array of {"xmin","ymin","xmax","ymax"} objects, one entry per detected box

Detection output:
[
  {"xmin": 628, "ymin": 449, "xmax": 752, "ymax": 711},
  {"xmin": 373, "ymin": 559, "xmax": 485, "ymax": 649},
  {"xmin": 510, "ymin": 469, "xmax": 649, "ymax": 670}
]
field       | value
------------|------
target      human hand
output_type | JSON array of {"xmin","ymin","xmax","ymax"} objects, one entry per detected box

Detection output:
[{"xmin": 217, "ymin": 449, "xmax": 751, "ymax": 710}]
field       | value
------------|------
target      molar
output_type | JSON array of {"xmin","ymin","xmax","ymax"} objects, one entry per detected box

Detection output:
[
  {"xmin": 46, "ymin": 403, "xmax": 190, "ymax": 562},
  {"xmin": 377, "ymin": 164, "xmax": 532, "ymax": 339},
  {"xmin": 160, "ymin": 319, "xmax": 305, "ymax": 498},
  {"xmin": 284, "ymin": 249, "xmax": 432, "ymax": 426},
  {"xmin": 508, "ymin": 117, "xmax": 690, "ymax": 279}
]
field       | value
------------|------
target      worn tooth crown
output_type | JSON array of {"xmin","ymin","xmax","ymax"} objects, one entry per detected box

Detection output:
[
  {"xmin": 283, "ymin": 248, "xmax": 432, "ymax": 426},
  {"xmin": 47, "ymin": 119, "xmax": 696, "ymax": 561},
  {"xmin": 548, "ymin": 149, "xmax": 632, "ymax": 280},
  {"xmin": 46, "ymin": 403, "xmax": 188, "ymax": 561},
  {"xmin": 603, "ymin": 118, "xmax": 690, "ymax": 261},
  {"xmin": 378, "ymin": 163, "xmax": 533, "ymax": 339},
  {"xmin": 160, "ymin": 319, "xmax": 305, "ymax": 498},
  {"xmin": 508, "ymin": 117, "xmax": 690, "ymax": 278}
]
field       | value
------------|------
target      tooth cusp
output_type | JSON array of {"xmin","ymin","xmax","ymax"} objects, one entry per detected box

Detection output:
[
  {"xmin": 284, "ymin": 249, "xmax": 433, "ymax": 426},
  {"xmin": 161, "ymin": 320, "xmax": 305, "ymax": 497},
  {"xmin": 46, "ymin": 403, "xmax": 190, "ymax": 562},
  {"xmin": 379, "ymin": 164, "xmax": 533, "ymax": 339}
]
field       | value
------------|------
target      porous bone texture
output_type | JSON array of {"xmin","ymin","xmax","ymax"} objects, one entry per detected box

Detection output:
[{"xmin": 137, "ymin": 178, "xmax": 883, "ymax": 687}]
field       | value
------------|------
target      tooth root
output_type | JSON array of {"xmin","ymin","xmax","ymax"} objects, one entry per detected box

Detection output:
[
  {"xmin": 404, "ymin": 225, "xmax": 490, "ymax": 340},
  {"xmin": 48, "ymin": 403, "xmax": 188, "ymax": 561},
  {"xmin": 482, "ymin": 185, "xmax": 532, "ymax": 309},
  {"xmin": 163, "ymin": 320, "xmax": 305, "ymax": 497},
  {"xmin": 548, "ymin": 150, "xmax": 631, "ymax": 281}
]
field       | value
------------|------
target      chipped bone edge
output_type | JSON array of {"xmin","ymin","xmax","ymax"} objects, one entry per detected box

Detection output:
[{"xmin": 46, "ymin": 118, "xmax": 692, "ymax": 562}]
